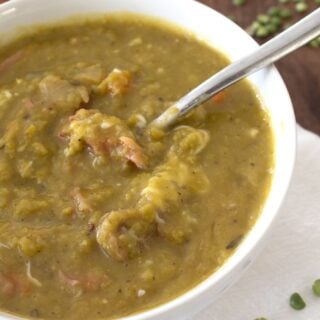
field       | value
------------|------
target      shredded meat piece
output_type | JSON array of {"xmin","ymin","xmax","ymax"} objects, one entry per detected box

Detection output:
[
  {"xmin": 96, "ymin": 127, "xmax": 210, "ymax": 261},
  {"xmin": 61, "ymin": 108, "xmax": 148, "ymax": 169},
  {"xmin": 97, "ymin": 209, "xmax": 154, "ymax": 261},
  {"xmin": 118, "ymin": 136, "xmax": 147, "ymax": 170},
  {"xmin": 73, "ymin": 64, "xmax": 104, "ymax": 85},
  {"xmin": 0, "ymin": 272, "xmax": 31, "ymax": 296},
  {"xmin": 97, "ymin": 68, "xmax": 132, "ymax": 96},
  {"xmin": 22, "ymin": 97, "xmax": 36, "ymax": 111},
  {"xmin": 0, "ymin": 50, "xmax": 25, "ymax": 76},
  {"xmin": 71, "ymin": 187, "xmax": 92, "ymax": 215},
  {"xmin": 0, "ymin": 273, "xmax": 15, "ymax": 296},
  {"xmin": 38, "ymin": 75, "xmax": 90, "ymax": 111},
  {"xmin": 58, "ymin": 270, "xmax": 105, "ymax": 293}
]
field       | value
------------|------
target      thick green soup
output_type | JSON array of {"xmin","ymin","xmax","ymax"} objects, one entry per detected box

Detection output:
[{"xmin": 0, "ymin": 15, "xmax": 273, "ymax": 320}]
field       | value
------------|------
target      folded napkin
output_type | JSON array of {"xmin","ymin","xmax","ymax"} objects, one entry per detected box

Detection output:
[{"xmin": 192, "ymin": 125, "xmax": 320, "ymax": 320}]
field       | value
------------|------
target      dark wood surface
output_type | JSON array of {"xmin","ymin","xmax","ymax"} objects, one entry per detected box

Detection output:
[
  {"xmin": 199, "ymin": 0, "xmax": 320, "ymax": 135},
  {"xmin": 0, "ymin": 0, "xmax": 319, "ymax": 134}
]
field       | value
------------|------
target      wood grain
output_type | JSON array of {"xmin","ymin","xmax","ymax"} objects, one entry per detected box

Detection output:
[
  {"xmin": 198, "ymin": 0, "xmax": 320, "ymax": 135},
  {"xmin": 0, "ymin": 0, "xmax": 319, "ymax": 133}
]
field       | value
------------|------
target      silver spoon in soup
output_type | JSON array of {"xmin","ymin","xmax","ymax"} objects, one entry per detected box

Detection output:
[{"xmin": 152, "ymin": 8, "xmax": 320, "ymax": 129}]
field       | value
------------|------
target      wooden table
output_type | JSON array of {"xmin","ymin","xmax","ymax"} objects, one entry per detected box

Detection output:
[
  {"xmin": 0, "ymin": 0, "xmax": 319, "ymax": 134},
  {"xmin": 199, "ymin": 0, "xmax": 320, "ymax": 135}
]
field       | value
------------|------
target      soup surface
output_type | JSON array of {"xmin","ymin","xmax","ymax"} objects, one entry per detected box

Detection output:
[{"xmin": 0, "ymin": 15, "xmax": 273, "ymax": 320}]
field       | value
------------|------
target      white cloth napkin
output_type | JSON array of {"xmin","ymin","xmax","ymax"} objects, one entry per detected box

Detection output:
[{"xmin": 192, "ymin": 125, "xmax": 320, "ymax": 320}]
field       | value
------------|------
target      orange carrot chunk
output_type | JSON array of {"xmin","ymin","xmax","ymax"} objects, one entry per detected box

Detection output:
[{"xmin": 212, "ymin": 90, "xmax": 226, "ymax": 104}]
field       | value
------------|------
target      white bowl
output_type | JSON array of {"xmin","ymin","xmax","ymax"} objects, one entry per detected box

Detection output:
[{"xmin": 0, "ymin": 0, "xmax": 296, "ymax": 319}]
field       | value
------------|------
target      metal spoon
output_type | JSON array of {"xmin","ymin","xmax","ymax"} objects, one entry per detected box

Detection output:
[{"xmin": 151, "ymin": 8, "xmax": 320, "ymax": 129}]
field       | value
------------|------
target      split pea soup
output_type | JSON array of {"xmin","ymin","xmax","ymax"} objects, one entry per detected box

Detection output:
[{"xmin": 0, "ymin": 15, "xmax": 273, "ymax": 320}]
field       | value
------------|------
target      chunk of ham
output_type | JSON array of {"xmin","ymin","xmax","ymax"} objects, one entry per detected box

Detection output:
[
  {"xmin": 0, "ymin": 273, "xmax": 15, "ymax": 296},
  {"xmin": 0, "ymin": 272, "xmax": 31, "ymax": 297},
  {"xmin": 96, "ymin": 156, "xmax": 204, "ymax": 261},
  {"xmin": 73, "ymin": 64, "xmax": 105, "ymax": 85},
  {"xmin": 38, "ymin": 75, "xmax": 89, "ymax": 112},
  {"xmin": 97, "ymin": 209, "xmax": 149, "ymax": 261},
  {"xmin": 96, "ymin": 127, "xmax": 210, "ymax": 261},
  {"xmin": 0, "ymin": 50, "xmax": 25, "ymax": 76},
  {"xmin": 61, "ymin": 109, "xmax": 148, "ymax": 169},
  {"xmin": 58, "ymin": 270, "xmax": 106, "ymax": 293},
  {"xmin": 117, "ymin": 136, "xmax": 147, "ymax": 170},
  {"xmin": 71, "ymin": 187, "xmax": 92, "ymax": 215},
  {"xmin": 97, "ymin": 68, "xmax": 132, "ymax": 96}
]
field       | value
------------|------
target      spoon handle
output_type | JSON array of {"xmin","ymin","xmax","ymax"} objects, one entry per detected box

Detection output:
[{"xmin": 152, "ymin": 8, "xmax": 320, "ymax": 129}]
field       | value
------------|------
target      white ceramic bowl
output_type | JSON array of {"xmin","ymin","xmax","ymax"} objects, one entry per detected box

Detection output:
[{"xmin": 0, "ymin": 0, "xmax": 296, "ymax": 319}]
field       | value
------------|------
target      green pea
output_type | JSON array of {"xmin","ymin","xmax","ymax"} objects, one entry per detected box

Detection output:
[
  {"xmin": 268, "ymin": 7, "xmax": 281, "ymax": 17},
  {"xmin": 247, "ymin": 21, "xmax": 260, "ymax": 36},
  {"xmin": 270, "ymin": 16, "xmax": 282, "ymax": 27},
  {"xmin": 310, "ymin": 37, "xmax": 320, "ymax": 48},
  {"xmin": 257, "ymin": 14, "xmax": 270, "ymax": 24},
  {"xmin": 232, "ymin": 0, "xmax": 247, "ymax": 6},
  {"xmin": 266, "ymin": 24, "xmax": 278, "ymax": 34},
  {"xmin": 289, "ymin": 292, "xmax": 306, "ymax": 310},
  {"xmin": 278, "ymin": 0, "xmax": 289, "ymax": 3},
  {"xmin": 279, "ymin": 8, "xmax": 292, "ymax": 19},
  {"xmin": 308, "ymin": 39, "xmax": 319, "ymax": 48},
  {"xmin": 256, "ymin": 26, "xmax": 269, "ymax": 38},
  {"xmin": 295, "ymin": 2, "xmax": 308, "ymax": 12},
  {"xmin": 251, "ymin": 21, "xmax": 261, "ymax": 31},
  {"xmin": 312, "ymin": 279, "xmax": 320, "ymax": 295}
]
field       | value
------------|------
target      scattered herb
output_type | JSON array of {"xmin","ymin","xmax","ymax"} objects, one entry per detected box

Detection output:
[
  {"xmin": 312, "ymin": 279, "xmax": 320, "ymax": 296},
  {"xmin": 254, "ymin": 318, "xmax": 268, "ymax": 320},
  {"xmin": 289, "ymin": 292, "xmax": 306, "ymax": 310}
]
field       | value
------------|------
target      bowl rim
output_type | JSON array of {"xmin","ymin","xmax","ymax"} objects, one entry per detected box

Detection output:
[{"xmin": 0, "ymin": 0, "xmax": 296, "ymax": 319}]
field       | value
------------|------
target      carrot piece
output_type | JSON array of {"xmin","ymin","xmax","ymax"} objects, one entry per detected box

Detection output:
[
  {"xmin": 0, "ymin": 272, "xmax": 31, "ymax": 296},
  {"xmin": 212, "ymin": 90, "xmax": 226, "ymax": 104},
  {"xmin": 0, "ymin": 50, "xmax": 25, "ymax": 75},
  {"xmin": 58, "ymin": 270, "xmax": 106, "ymax": 292},
  {"xmin": 0, "ymin": 273, "xmax": 15, "ymax": 296}
]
